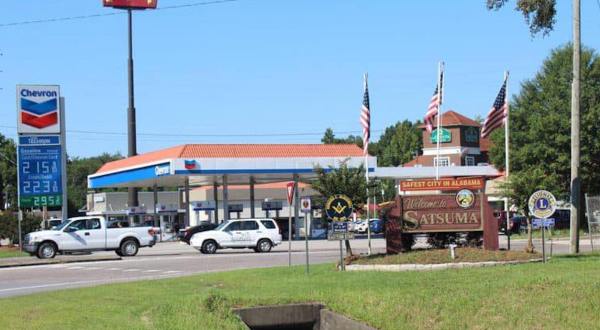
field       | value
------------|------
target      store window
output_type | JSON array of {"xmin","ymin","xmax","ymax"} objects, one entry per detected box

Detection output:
[
  {"xmin": 465, "ymin": 156, "xmax": 475, "ymax": 166},
  {"xmin": 434, "ymin": 157, "xmax": 450, "ymax": 167}
]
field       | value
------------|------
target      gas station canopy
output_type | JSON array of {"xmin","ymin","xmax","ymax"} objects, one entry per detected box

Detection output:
[{"xmin": 88, "ymin": 144, "xmax": 376, "ymax": 189}]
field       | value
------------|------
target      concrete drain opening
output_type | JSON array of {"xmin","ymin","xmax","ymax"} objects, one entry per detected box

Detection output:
[{"xmin": 233, "ymin": 303, "xmax": 376, "ymax": 330}]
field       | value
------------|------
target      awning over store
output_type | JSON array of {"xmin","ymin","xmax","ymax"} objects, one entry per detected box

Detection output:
[{"xmin": 88, "ymin": 144, "xmax": 376, "ymax": 189}]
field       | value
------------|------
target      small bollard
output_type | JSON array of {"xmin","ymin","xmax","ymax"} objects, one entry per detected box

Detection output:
[{"xmin": 449, "ymin": 244, "xmax": 457, "ymax": 260}]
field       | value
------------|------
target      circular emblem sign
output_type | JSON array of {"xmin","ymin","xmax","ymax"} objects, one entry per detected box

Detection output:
[
  {"xmin": 325, "ymin": 194, "xmax": 353, "ymax": 222},
  {"xmin": 456, "ymin": 189, "xmax": 475, "ymax": 209},
  {"xmin": 528, "ymin": 190, "xmax": 557, "ymax": 219}
]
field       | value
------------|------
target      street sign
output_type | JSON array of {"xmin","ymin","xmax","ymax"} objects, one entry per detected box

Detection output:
[
  {"xmin": 532, "ymin": 218, "xmax": 555, "ymax": 229},
  {"xmin": 262, "ymin": 200, "xmax": 283, "ymax": 211},
  {"xmin": 325, "ymin": 194, "xmax": 353, "ymax": 221},
  {"xmin": 301, "ymin": 197, "xmax": 311, "ymax": 213},
  {"xmin": 286, "ymin": 182, "xmax": 295, "ymax": 204},
  {"xmin": 17, "ymin": 85, "xmax": 61, "ymax": 134},
  {"xmin": 192, "ymin": 201, "xmax": 215, "ymax": 211},
  {"xmin": 103, "ymin": 0, "xmax": 158, "ymax": 9},
  {"xmin": 528, "ymin": 190, "xmax": 557, "ymax": 219},
  {"xmin": 17, "ymin": 137, "xmax": 63, "ymax": 207}
]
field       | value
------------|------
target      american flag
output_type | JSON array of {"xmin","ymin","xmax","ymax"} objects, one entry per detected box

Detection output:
[
  {"xmin": 425, "ymin": 71, "xmax": 443, "ymax": 133},
  {"xmin": 481, "ymin": 78, "xmax": 508, "ymax": 138},
  {"xmin": 360, "ymin": 74, "xmax": 370, "ymax": 155}
]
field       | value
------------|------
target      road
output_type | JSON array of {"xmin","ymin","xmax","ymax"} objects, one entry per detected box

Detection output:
[{"xmin": 0, "ymin": 237, "xmax": 593, "ymax": 299}]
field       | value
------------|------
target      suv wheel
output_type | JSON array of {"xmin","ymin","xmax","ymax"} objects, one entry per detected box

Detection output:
[
  {"xmin": 257, "ymin": 239, "xmax": 272, "ymax": 253},
  {"xmin": 120, "ymin": 239, "xmax": 139, "ymax": 257},
  {"xmin": 201, "ymin": 240, "xmax": 218, "ymax": 254},
  {"xmin": 37, "ymin": 242, "xmax": 57, "ymax": 259}
]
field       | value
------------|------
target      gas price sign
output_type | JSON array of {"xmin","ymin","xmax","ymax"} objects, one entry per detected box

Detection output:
[{"xmin": 18, "ymin": 136, "xmax": 63, "ymax": 207}]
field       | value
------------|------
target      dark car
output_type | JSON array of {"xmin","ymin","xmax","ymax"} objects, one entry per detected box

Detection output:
[
  {"xmin": 181, "ymin": 223, "xmax": 218, "ymax": 244},
  {"xmin": 495, "ymin": 211, "xmax": 522, "ymax": 234}
]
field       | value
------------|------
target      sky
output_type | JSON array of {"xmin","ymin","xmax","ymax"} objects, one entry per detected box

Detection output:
[{"xmin": 1, "ymin": 0, "xmax": 599, "ymax": 157}]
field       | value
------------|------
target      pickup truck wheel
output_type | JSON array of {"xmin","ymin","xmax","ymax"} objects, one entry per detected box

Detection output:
[
  {"xmin": 120, "ymin": 239, "xmax": 139, "ymax": 257},
  {"xmin": 37, "ymin": 242, "xmax": 57, "ymax": 259},
  {"xmin": 201, "ymin": 240, "xmax": 218, "ymax": 254},
  {"xmin": 257, "ymin": 239, "xmax": 272, "ymax": 253}
]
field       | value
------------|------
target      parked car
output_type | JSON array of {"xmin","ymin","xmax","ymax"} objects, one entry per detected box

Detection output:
[
  {"xmin": 354, "ymin": 219, "xmax": 383, "ymax": 234},
  {"xmin": 181, "ymin": 222, "xmax": 218, "ymax": 244},
  {"xmin": 190, "ymin": 218, "xmax": 282, "ymax": 254},
  {"xmin": 23, "ymin": 216, "xmax": 157, "ymax": 259},
  {"xmin": 369, "ymin": 219, "xmax": 384, "ymax": 234}
]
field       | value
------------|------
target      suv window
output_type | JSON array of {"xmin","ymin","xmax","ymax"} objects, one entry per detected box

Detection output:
[
  {"xmin": 224, "ymin": 221, "xmax": 242, "ymax": 232},
  {"xmin": 87, "ymin": 219, "xmax": 102, "ymax": 230},
  {"xmin": 241, "ymin": 221, "xmax": 259, "ymax": 231},
  {"xmin": 260, "ymin": 220, "xmax": 276, "ymax": 229}
]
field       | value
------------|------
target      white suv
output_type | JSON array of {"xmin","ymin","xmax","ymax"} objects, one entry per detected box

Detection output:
[{"xmin": 190, "ymin": 219, "xmax": 282, "ymax": 254}]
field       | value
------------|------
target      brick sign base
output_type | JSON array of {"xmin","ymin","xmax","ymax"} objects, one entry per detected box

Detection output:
[{"xmin": 385, "ymin": 193, "xmax": 499, "ymax": 253}]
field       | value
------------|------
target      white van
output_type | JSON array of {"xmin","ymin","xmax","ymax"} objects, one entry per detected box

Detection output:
[{"xmin": 190, "ymin": 218, "xmax": 282, "ymax": 254}]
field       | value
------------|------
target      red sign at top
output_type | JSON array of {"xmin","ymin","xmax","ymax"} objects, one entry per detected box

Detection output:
[
  {"xmin": 399, "ymin": 177, "xmax": 485, "ymax": 192},
  {"xmin": 103, "ymin": 0, "xmax": 158, "ymax": 9}
]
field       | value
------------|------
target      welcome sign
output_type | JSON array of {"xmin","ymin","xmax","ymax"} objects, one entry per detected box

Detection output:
[{"xmin": 17, "ymin": 85, "xmax": 61, "ymax": 134}]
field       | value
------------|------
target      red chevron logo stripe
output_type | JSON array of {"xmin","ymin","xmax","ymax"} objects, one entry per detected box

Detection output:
[{"xmin": 21, "ymin": 111, "xmax": 58, "ymax": 129}]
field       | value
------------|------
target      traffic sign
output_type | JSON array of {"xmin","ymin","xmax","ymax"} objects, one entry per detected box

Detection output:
[
  {"xmin": 301, "ymin": 197, "xmax": 311, "ymax": 213},
  {"xmin": 528, "ymin": 190, "xmax": 557, "ymax": 219},
  {"xmin": 286, "ymin": 182, "xmax": 295, "ymax": 204}
]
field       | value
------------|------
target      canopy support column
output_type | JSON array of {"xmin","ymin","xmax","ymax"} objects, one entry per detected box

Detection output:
[
  {"xmin": 250, "ymin": 177, "xmax": 256, "ymax": 218},
  {"xmin": 184, "ymin": 177, "xmax": 190, "ymax": 228},
  {"xmin": 223, "ymin": 175, "xmax": 229, "ymax": 221},
  {"xmin": 213, "ymin": 182, "xmax": 219, "ymax": 224}
]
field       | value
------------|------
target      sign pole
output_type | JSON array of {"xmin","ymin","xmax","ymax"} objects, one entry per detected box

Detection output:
[
  {"xmin": 305, "ymin": 210, "xmax": 309, "ymax": 274},
  {"xmin": 541, "ymin": 222, "xmax": 546, "ymax": 263},
  {"xmin": 60, "ymin": 97, "xmax": 68, "ymax": 219},
  {"xmin": 17, "ymin": 209, "xmax": 23, "ymax": 252},
  {"xmin": 287, "ymin": 181, "xmax": 294, "ymax": 267},
  {"xmin": 339, "ymin": 240, "xmax": 344, "ymax": 271}
]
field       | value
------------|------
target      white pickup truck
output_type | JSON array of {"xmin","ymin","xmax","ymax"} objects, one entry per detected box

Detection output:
[{"xmin": 23, "ymin": 216, "xmax": 157, "ymax": 259}]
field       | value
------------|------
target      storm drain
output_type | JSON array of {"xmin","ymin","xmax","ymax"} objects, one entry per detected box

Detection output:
[{"xmin": 233, "ymin": 303, "xmax": 376, "ymax": 330}]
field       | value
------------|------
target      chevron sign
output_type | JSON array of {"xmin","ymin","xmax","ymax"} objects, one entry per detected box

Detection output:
[{"xmin": 17, "ymin": 85, "xmax": 61, "ymax": 134}]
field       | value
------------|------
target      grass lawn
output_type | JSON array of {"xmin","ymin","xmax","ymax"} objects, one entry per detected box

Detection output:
[
  {"xmin": 353, "ymin": 247, "xmax": 540, "ymax": 265},
  {"xmin": 0, "ymin": 247, "xmax": 27, "ymax": 259},
  {"xmin": 1, "ymin": 254, "xmax": 599, "ymax": 329}
]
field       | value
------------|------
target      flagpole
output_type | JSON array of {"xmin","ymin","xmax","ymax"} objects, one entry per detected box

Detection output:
[
  {"xmin": 504, "ymin": 71, "xmax": 510, "ymax": 249},
  {"xmin": 435, "ymin": 62, "xmax": 444, "ymax": 180},
  {"xmin": 363, "ymin": 73, "xmax": 372, "ymax": 256}
]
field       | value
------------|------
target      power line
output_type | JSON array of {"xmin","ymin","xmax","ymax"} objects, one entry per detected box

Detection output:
[
  {"xmin": 0, "ymin": 125, "xmax": 382, "ymax": 138},
  {"xmin": 0, "ymin": 0, "xmax": 239, "ymax": 28}
]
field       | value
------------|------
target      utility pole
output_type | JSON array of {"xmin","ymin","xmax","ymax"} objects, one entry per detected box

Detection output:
[
  {"xmin": 127, "ymin": 9, "xmax": 139, "ymax": 208},
  {"xmin": 570, "ymin": 0, "xmax": 581, "ymax": 254}
]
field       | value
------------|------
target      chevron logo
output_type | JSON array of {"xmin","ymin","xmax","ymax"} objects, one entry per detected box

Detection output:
[{"xmin": 20, "ymin": 98, "xmax": 58, "ymax": 129}]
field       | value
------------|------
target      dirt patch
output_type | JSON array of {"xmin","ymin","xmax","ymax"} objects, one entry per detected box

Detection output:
[{"xmin": 352, "ymin": 248, "xmax": 540, "ymax": 265}]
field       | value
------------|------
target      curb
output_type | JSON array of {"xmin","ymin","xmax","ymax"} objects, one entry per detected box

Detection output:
[
  {"xmin": 0, "ymin": 255, "xmax": 122, "ymax": 269},
  {"xmin": 345, "ymin": 258, "xmax": 543, "ymax": 272}
]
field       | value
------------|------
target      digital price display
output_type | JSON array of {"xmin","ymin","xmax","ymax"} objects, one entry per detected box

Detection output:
[{"xmin": 18, "ymin": 142, "xmax": 63, "ymax": 207}]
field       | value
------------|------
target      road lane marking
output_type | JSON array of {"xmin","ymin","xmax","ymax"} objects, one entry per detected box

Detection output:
[{"xmin": 123, "ymin": 269, "xmax": 141, "ymax": 272}]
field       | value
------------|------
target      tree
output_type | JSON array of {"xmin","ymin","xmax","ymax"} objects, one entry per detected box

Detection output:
[
  {"xmin": 311, "ymin": 162, "xmax": 368, "ymax": 256},
  {"xmin": 0, "ymin": 134, "xmax": 17, "ymax": 210},
  {"xmin": 374, "ymin": 120, "xmax": 422, "ymax": 167},
  {"xmin": 499, "ymin": 169, "xmax": 561, "ymax": 252},
  {"xmin": 488, "ymin": 44, "xmax": 600, "ymax": 196},
  {"xmin": 67, "ymin": 153, "xmax": 122, "ymax": 217},
  {"xmin": 486, "ymin": 0, "xmax": 556, "ymax": 36},
  {"xmin": 320, "ymin": 128, "xmax": 363, "ymax": 148}
]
